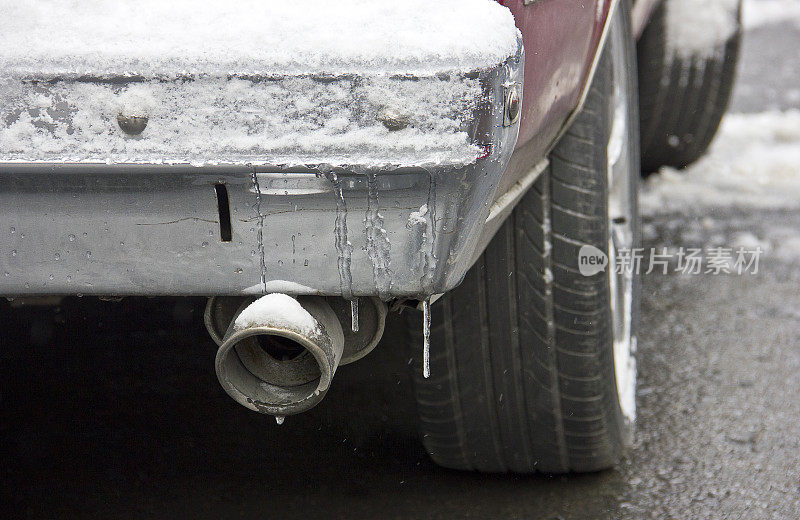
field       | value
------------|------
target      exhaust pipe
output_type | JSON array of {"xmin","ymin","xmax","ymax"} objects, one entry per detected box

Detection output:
[{"xmin": 213, "ymin": 294, "xmax": 345, "ymax": 417}]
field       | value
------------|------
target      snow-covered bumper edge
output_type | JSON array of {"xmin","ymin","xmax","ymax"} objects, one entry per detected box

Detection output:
[{"xmin": 0, "ymin": 50, "xmax": 522, "ymax": 299}]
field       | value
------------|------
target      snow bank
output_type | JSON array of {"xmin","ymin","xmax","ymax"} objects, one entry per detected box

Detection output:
[
  {"xmin": 0, "ymin": 0, "xmax": 519, "ymax": 77},
  {"xmin": 666, "ymin": 0, "xmax": 740, "ymax": 58},
  {"xmin": 773, "ymin": 235, "xmax": 800, "ymax": 261},
  {"xmin": 743, "ymin": 0, "xmax": 800, "ymax": 30},
  {"xmin": 641, "ymin": 110, "xmax": 800, "ymax": 214},
  {"xmin": 234, "ymin": 294, "xmax": 319, "ymax": 335}
]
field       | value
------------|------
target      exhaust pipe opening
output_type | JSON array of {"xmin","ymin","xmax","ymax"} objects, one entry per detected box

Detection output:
[
  {"xmin": 214, "ymin": 295, "xmax": 345, "ymax": 416},
  {"xmin": 257, "ymin": 335, "xmax": 307, "ymax": 362}
]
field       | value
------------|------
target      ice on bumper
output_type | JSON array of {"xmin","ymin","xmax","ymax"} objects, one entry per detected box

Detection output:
[{"xmin": 0, "ymin": 0, "xmax": 521, "ymax": 167}]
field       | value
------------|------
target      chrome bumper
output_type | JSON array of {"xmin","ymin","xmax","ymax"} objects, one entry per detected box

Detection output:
[{"xmin": 0, "ymin": 53, "xmax": 522, "ymax": 299}]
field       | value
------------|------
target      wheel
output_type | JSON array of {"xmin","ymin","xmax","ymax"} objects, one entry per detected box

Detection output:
[
  {"xmin": 637, "ymin": 0, "xmax": 742, "ymax": 174},
  {"xmin": 405, "ymin": 1, "xmax": 640, "ymax": 474}
]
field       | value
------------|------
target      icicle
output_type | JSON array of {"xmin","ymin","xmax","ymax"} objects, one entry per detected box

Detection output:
[
  {"xmin": 419, "ymin": 168, "xmax": 437, "ymax": 294},
  {"xmin": 350, "ymin": 298, "xmax": 359, "ymax": 332},
  {"xmin": 324, "ymin": 171, "xmax": 354, "ymax": 301},
  {"xmin": 251, "ymin": 171, "xmax": 267, "ymax": 293},
  {"xmin": 364, "ymin": 170, "xmax": 392, "ymax": 300},
  {"xmin": 275, "ymin": 415, "xmax": 285, "ymax": 425},
  {"xmin": 422, "ymin": 298, "xmax": 431, "ymax": 378}
]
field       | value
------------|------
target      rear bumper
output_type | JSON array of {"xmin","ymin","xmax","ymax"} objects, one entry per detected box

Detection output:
[{"xmin": 0, "ymin": 51, "xmax": 523, "ymax": 299}]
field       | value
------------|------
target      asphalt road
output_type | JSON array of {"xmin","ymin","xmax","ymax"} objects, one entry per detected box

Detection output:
[{"xmin": 2, "ymin": 8, "xmax": 800, "ymax": 520}]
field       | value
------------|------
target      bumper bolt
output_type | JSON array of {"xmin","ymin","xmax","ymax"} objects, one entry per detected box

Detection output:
[
  {"xmin": 377, "ymin": 107, "xmax": 411, "ymax": 131},
  {"xmin": 117, "ymin": 113, "xmax": 148, "ymax": 136},
  {"xmin": 504, "ymin": 84, "xmax": 521, "ymax": 127}
]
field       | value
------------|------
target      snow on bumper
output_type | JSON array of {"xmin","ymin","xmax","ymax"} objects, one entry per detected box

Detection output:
[{"xmin": 0, "ymin": 0, "xmax": 522, "ymax": 168}]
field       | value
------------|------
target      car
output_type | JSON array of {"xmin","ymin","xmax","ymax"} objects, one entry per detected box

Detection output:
[{"xmin": 0, "ymin": 0, "xmax": 741, "ymax": 474}]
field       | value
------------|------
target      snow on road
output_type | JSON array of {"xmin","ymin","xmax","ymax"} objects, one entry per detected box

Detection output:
[
  {"xmin": 641, "ymin": 110, "xmax": 800, "ymax": 214},
  {"xmin": 743, "ymin": 0, "xmax": 800, "ymax": 29}
]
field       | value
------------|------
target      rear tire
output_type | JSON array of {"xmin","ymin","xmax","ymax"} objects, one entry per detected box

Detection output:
[
  {"xmin": 406, "ymin": 2, "xmax": 640, "ymax": 474},
  {"xmin": 637, "ymin": 0, "xmax": 742, "ymax": 174}
]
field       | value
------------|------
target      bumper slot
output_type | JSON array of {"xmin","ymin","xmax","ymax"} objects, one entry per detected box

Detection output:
[{"xmin": 214, "ymin": 183, "xmax": 233, "ymax": 243}]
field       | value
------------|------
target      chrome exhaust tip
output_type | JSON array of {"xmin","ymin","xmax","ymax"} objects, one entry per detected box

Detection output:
[{"xmin": 213, "ymin": 295, "xmax": 345, "ymax": 416}]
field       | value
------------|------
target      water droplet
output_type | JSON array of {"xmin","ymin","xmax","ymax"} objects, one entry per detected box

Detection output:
[
  {"xmin": 201, "ymin": 241, "xmax": 209, "ymax": 248},
  {"xmin": 68, "ymin": 234, "xmax": 76, "ymax": 242},
  {"xmin": 277, "ymin": 260, "xmax": 284, "ymax": 266},
  {"xmin": 120, "ymin": 242, "xmax": 124, "ymax": 247},
  {"xmin": 275, "ymin": 416, "xmax": 285, "ymax": 425},
  {"xmin": 48, "ymin": 274, "xmax": 54, "ymax": 281},
  {"xmin": 83, "ymin": 232, "xmax": 88, "ymax": 237},
  {"xmin": 66, "ymin": 275, "xmax": 72, "ymax": 282},
  {"xmin": 86, "ymin": 251, "xmax": 92, "ymax": 259},
  {"xmin": 11, "ymin": 250, "xmax": 17, "ymax": 256},
  {"xmin": 10, "ymin": 227, "xmax": 15, "ymax": 234},
  {"xmin": 19, "ymin": 233, "xmax": 24, "ymax": 239},
  {"xmin": 235, "ymin": 268, "xmax": 243, "ymax": 274},
  {"xmin": 54, "ymin": 253, "xmax": 61, "ymax": 260},
  {"xmin": 24, "ymin": 282, "xmax": 30, "ymax": 289},
  {"xmin": 3, "ymin": 272, "xmax": 8, "ymax": 277}
]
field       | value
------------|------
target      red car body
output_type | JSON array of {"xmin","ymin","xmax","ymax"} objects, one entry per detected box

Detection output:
[{"xmin": 498, "ymin": 0, "xmax": 657, "ymax": 196}]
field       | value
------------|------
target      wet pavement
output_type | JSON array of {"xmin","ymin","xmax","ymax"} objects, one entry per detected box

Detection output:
[
  {"xmin": 2, "ymin": 208, "xmax": 800, "ymax": 520},
  {"xmin": 2, "ymin": 4, "xmax": 800, "ymax": 520}
]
